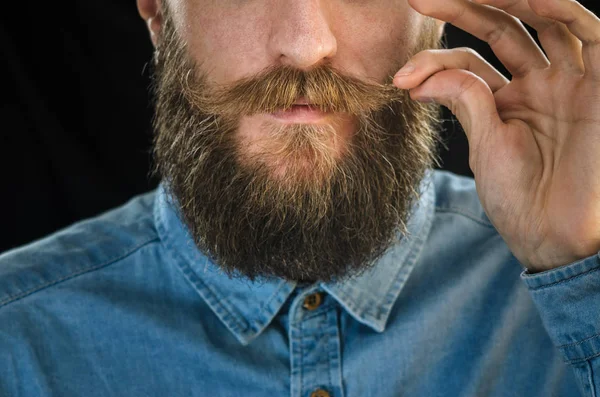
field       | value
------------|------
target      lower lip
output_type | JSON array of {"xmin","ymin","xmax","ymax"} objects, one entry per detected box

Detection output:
[{"xmin": 269, "ymin": 105, "xmax": 330, "ymax": 123}]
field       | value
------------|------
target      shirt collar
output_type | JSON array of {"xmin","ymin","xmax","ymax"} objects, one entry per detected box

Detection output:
[{"xmin": 155, "ymin": 172, "xmax": 435, "ymax": 345}]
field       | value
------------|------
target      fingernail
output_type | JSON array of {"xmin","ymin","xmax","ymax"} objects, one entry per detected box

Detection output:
[{"xmin": 395, "ymin": 63, "xmax": 415, "ymax": 77}]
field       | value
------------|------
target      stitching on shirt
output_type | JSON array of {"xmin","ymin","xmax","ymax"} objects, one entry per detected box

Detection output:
[
  {"xmin": 587, "ymin": 360, "xmax": 597, "ymax": 397},
  {"xmin": 166, "ymin": 247, "xmax": 248, "ymax": 335},
  {"xmin": 250, "ymin": 281, "xmax": 289, "ymax": 331},
  {"xmin": 435, "ymin": 207, "xmax": 495, "ymax": 228},
  {"xmin": 327, "ymin": 308, "xmax": 332, "ymax": 389},
  {"xmin": 154, "ymin": 197, "xmax": 249, "ymax": 336},
  {"xmin": 376, "ymin": 190, "xmax": 436, "ymax": 323},
  {"xmin": 378, "ymin": 234, "xmax": 421, "ymax": 318},
  {"xmin": 326, "ymin": 186, "xmax": 436, "ymax": 328},
  {"xmin": 330, "ymin": 287, "xmax": 361, "ymax": 319},
  {"xmin": 565, "ymin": 350, "xmax": 600, "ymax": 365},
  {"xmin": 181, "ymin": 261, "xmax": 247, "ymax": 335},
  {"xmin": 0, "ymin": 237, "xmax": 160, "ymax": 309},
  {"xmin": 302, "ymin": 303, "xmax": 337, "ymax": 322},
  {"xmin": 528, "ymin": 266, "xmax": 600, "ymax": 291},
  {"xmin": 558, "ymin": 332, "xmax": 600, "ymax": 348},
  {"xmin": 300, "ymin": 318, "xmax": 304, "ymax": 396}
]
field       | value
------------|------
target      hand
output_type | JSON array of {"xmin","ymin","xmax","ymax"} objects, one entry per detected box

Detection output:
[{"xmin": 394, "ymin": 0, "xmax": 600, "ymax": 272}]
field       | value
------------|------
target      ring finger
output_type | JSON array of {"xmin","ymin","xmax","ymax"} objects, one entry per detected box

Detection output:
[
  {"xmin": 408, "ymin": 0, "xmax": 550, "ymax": 77},
  {"xmin": 473, "ymin": 0, "xmax": 584, "ymax": 73}
]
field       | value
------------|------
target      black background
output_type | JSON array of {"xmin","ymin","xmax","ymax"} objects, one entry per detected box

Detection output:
[{"xmin": 1, "ymin": 1, "xmax": 597, "ymax": 253}]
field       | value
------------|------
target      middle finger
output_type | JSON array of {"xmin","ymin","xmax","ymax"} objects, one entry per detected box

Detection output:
[
  {"xmin": 408, "ymin": 0, "xmax": 550, "ymax": 77},
  {"xmin": 474, "ymin": 0, "xmax": 584, "ymax": 73}
]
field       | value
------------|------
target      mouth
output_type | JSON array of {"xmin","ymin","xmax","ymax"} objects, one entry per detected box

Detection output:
[{"xmin": 269, "ymin": 98, "xmax": 330, "ymax": 123}]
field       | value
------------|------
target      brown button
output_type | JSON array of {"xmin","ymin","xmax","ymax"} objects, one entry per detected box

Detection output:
[
  {"xmin": 303, "ymin": 292, "xmax": 324, "ymax": 311},
  {"xmin": 310, "ymin": 388, "xmax": 331, "ymax": 397}
]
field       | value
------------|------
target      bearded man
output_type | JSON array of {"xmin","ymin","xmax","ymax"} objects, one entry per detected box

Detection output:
[{"xmin": 1, "ymin": 0, "xmax": 600, "ymax": 396}]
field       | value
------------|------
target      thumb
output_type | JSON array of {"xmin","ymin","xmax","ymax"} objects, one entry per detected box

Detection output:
[{"xmin": 410, "ymin": 69, "xmax": 503, "ymax": 149}]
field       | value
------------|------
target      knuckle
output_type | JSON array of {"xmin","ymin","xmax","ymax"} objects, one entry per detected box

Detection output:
[
  {"xmin": 587, "ymin": 36, "xmax": 600, "ymax": 47},
  {"xmin": 483, "ymin": 14, "xmax": 524, "ymax": 46},
  {"xmin": 416, "ymin": 49, "xmax": 438, "ymax": 61},
  {"xmin": 528, "ymin": 0, "xmax": 552, "ymax": 18},
  {"xmin": 536, "ymin": 20, "xmax": 561, "ymax": 40},
  {"xmin": 413, "ymin": 49, "xmax": 447, "ymax": 66},
  {"xmin": 456, "ymin": 47, "xmax": 481, "ymax": 59},
  {"xmin": 455, "ymin": 74, "xmax": 482, "ymax": 103},
  {"xmin": 458, "ymin": 73, "xmax": 480, "ymax": 93},
  {"xmin": 483, "ymin": 21, "xmax": 510, "ymax": 46}
]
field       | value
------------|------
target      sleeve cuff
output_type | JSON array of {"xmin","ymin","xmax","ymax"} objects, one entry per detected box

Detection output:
[{"xmin": 521, "ymin": 253, "xmax": 600, "ymax": 364}]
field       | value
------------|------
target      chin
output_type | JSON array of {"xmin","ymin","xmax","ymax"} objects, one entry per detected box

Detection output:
[{"xmin": 237, "ymin": 118, "xmax": 355, "ymax": 185}]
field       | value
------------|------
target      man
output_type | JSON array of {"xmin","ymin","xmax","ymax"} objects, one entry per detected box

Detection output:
[{"xmin": 1, "ymin": 0, "xmax": 599, "ymax": 395}]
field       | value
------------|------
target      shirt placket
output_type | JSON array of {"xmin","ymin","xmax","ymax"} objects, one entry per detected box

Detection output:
[{"xmin": 289, "ymin": 288, "xmax": 345, "ymax": 397}]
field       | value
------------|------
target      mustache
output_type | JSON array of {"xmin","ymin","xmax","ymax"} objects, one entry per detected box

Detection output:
[{"xmin": 182, "ymin": 65, "xmax": 404, "ymax": 118}]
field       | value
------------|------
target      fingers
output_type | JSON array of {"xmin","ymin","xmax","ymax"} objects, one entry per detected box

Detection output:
[
  {"xmin": 393, "ymin": 48, "xmax": 510, "ymax": 93},
  {"xmin": 473, "ymin": 0, "xmax": 584, "ymax": 73},
  {"xmin": 408, "ymin": 69, "xmax": 504, "ymax": 152},
  {"xmin": 408, "ymin": 0, "xmax": 550, "ymax": 77},
  {"xmin": 528, "ymin": 0, "xmax": 600, "ymax": 80}
]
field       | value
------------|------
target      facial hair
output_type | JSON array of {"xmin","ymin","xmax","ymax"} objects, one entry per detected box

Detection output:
[{"xmin": 152, "ymin": 9, "xmax": 441, "ymax": 283}]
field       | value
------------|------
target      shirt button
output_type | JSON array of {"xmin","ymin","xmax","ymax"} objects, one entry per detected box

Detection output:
[
  {"xmin": 303, "ymin": 292, "xmax": 324, "ymax": 311},
  {"xmin": 310, "ymin": 388, "xmax": 331, "ymax": 397}
]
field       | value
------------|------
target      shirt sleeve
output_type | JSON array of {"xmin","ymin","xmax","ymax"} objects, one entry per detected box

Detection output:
[{"xmin": 521, "ymin": 253, "xmax": 600, "ymax": 397}]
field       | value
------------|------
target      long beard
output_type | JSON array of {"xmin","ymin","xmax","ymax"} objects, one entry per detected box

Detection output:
[{"xmin": 152, "ymin": 11, "xmax": 441, "ymax": 283}]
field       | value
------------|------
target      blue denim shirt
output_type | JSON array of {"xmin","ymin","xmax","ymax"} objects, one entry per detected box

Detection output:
[{"xmin": 1, "ymin": 170, "xmax": 599, "ymax": 397}]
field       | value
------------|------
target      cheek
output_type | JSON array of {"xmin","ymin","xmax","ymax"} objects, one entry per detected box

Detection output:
[
  {"xmin": 168, "ymin": 0, "xmax": 427, "ymax": 85},
  {"xmin": 172, "ymin": 4, "xmax": 270, "ymax": 84},
  {"xmin": 332, "ymin": 3, "xmax": 425, "ymax": 81}
]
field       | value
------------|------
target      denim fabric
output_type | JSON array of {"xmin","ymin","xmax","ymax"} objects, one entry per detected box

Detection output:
[{"xmin": 0, "ymin": 170, "xmax": 598, "ymax": 397}]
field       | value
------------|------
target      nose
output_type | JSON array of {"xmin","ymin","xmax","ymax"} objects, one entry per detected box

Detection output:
[{"xmin": 268, "ymin": 0, "xmax": 337, "ymax": 70}]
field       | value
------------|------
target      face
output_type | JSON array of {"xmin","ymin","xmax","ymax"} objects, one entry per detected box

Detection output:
[
  {"xmin": 157, "ymin": 0, "xmax": 436, "ymax": 164},
  {"xmin": 143, "ymin": 0, "xmax": 442, "ymax": 283}
]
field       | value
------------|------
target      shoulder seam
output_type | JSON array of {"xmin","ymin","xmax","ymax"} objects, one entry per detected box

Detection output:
[
  {"xmin": 0, "ymin": 237, "xmax": 161, "ymax": 309},
  {"xmin": 435, "ymin": 207, "xmax": 495, "ymax": 229}
]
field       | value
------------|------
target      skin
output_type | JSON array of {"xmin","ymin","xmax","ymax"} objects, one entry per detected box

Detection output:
[
  {"xmin": 140, "ymin": 0, "xmax": 440, "ymax": 161},
  {"xmin": 138, "ymin": 0, "xmax": 600, "ymax": 272}
]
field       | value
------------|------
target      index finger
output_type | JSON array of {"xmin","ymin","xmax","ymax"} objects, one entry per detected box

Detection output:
[{"xmin": 408, "ymin": 0, "xmax": 550, "ymax": 77}]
